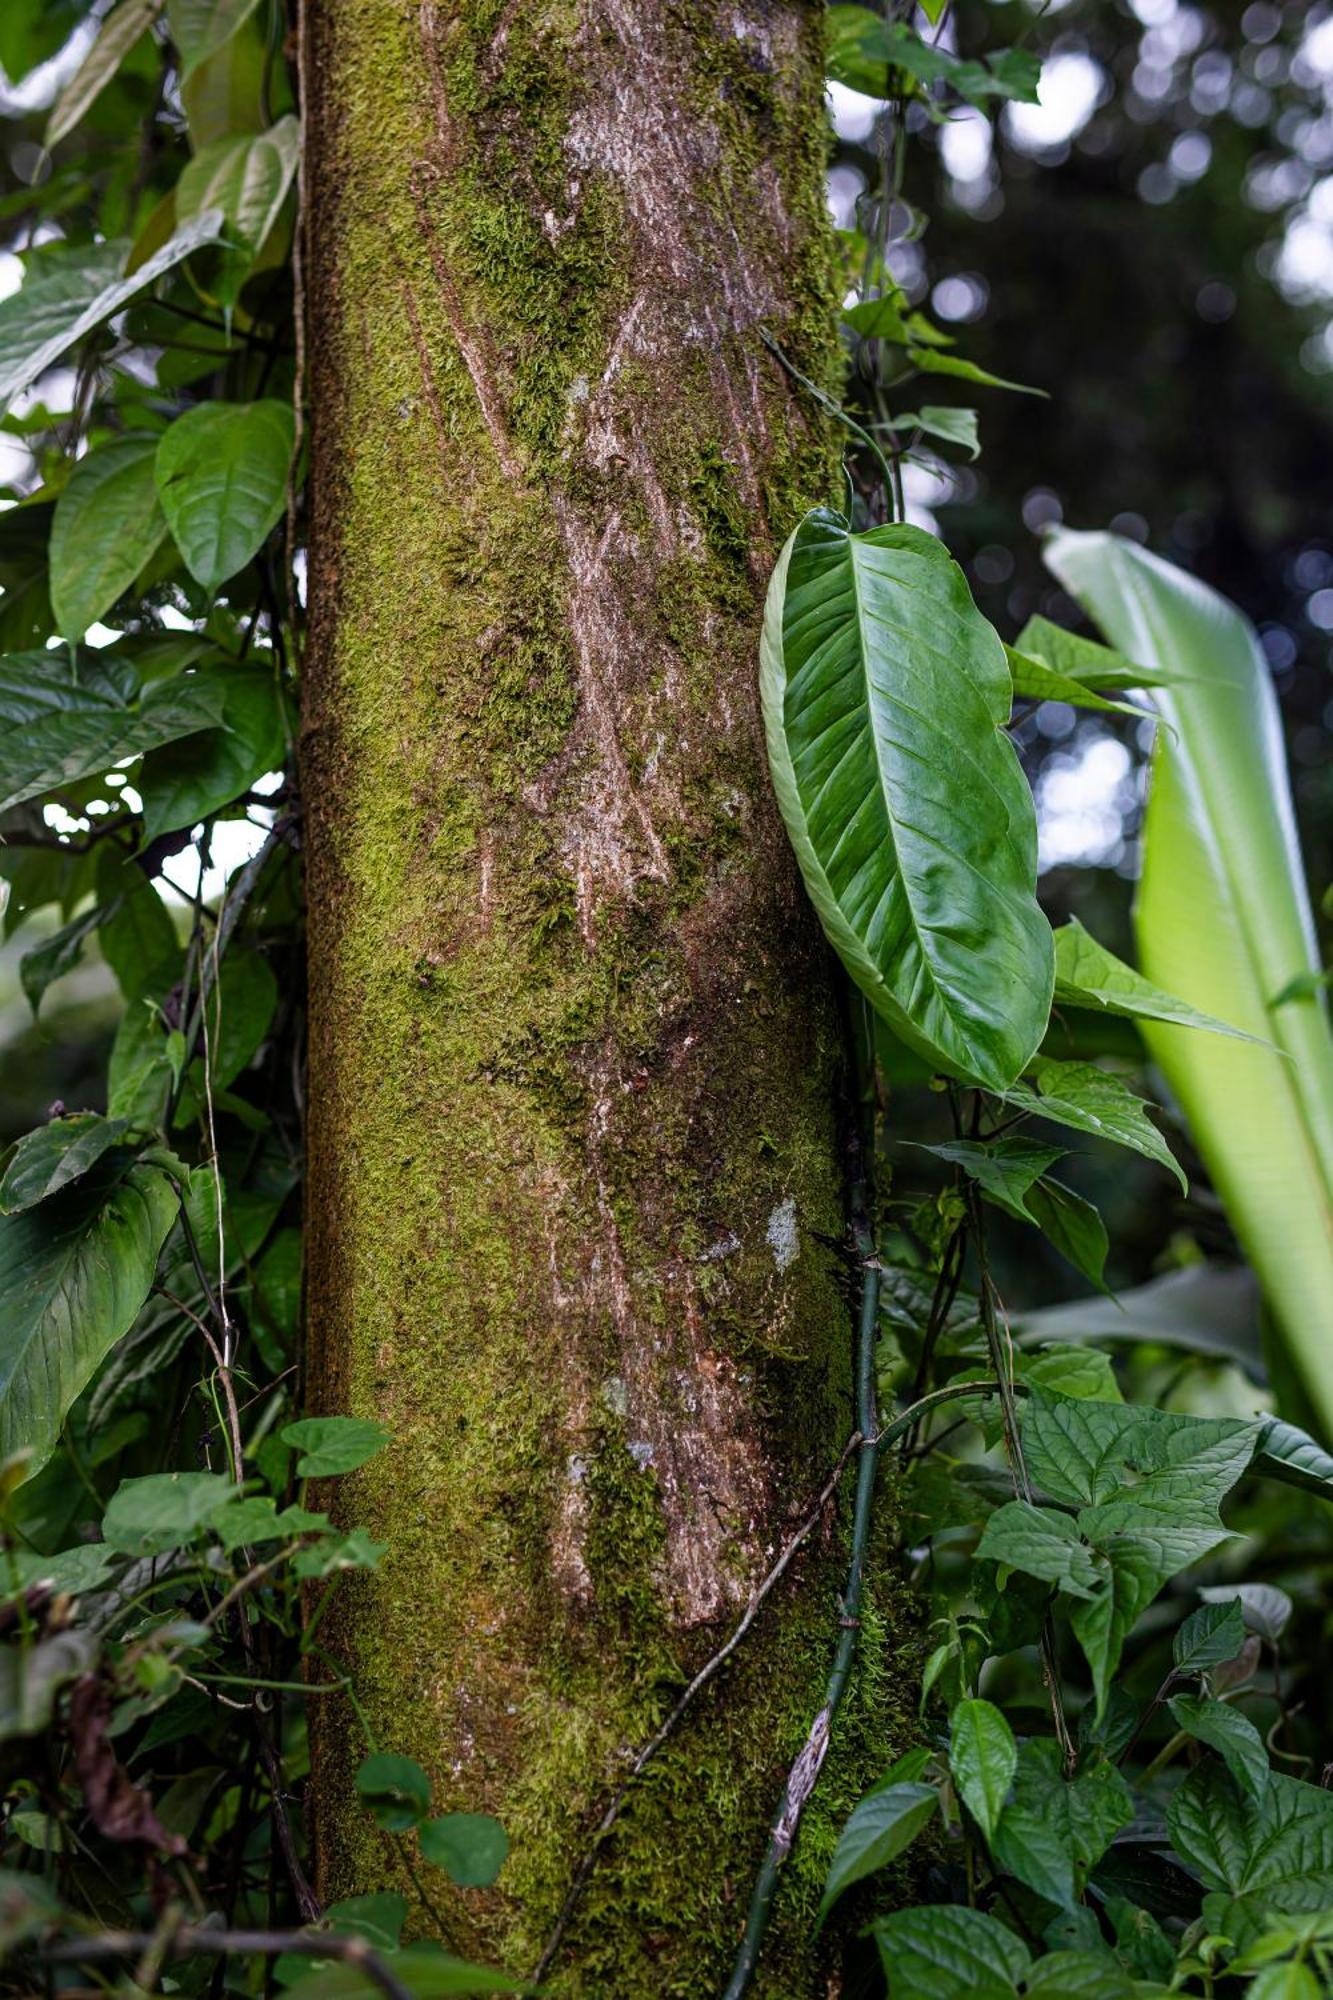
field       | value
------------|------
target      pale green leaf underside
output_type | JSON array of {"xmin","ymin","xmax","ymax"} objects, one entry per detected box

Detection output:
[{"xmin": 761, "ymin": 510, "xmax": 1052, "ymax": 1091}]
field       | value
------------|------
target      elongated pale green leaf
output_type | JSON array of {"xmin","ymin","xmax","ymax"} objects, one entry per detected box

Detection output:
[
  {"xmin": 155, "ymin": 399, "xmax": 294, "ymax": 590},
  {"xmin": 1053, "ymin": 919, "xmax": 1264, "ymax": 1045},
  {"xmin": 1175, "ymin": 1597, "xmax": 1247, "ymax": 1675},
  {"xmin": 0, "ymin": 1115, "xmax": 132, "ymax": 1214},
  {"xmin": 166, "ymin": 0, "xmax": 263, "ymax": 77},
  {"xmin": 20, "ymin": 902, "xmax": 105, "ymax": 1013},
  {"xmin": 282, "ymin": 1945, "xmax": 530, "ymax": 1999},
  {"xmin": 892, "ymin": 406, "xmax": 980, "ymax": 458},
  {"xmin": 0, "ymin": 214, "xmax": 222, "ymax": 415},
  {"xmin": 1003, "ymin": 1056, "xmax": 1187, "ymax": 1192},
  {"xmin": 948, "ymin": 1698, "xmax": 1015, "ymax": 1845},
  {"xmin": 818, "ymin": 1781, "xmax": 939, "ymax": 1920},
  {"xmin": 761, "ymin": 510, "xmax": 1052, "ymax": 1089},
  {"xmin": 1044, "ymin": 531, "xmax": 1333, "ymax": 1436},
  {"xmin": 45, "ymin": 0, "xmax": 161, "ymax": 148},
  {"xmin": 0, "ymin": 650, "xmax": 222, "ymax": 814},
  {"xmin": 1252, "ymin": 1416, "xmax": 1333, "ymax": 1499},
  {"xmin": 50, "ymin": 435, "xmax": 169, "ymax": 640},
  {"xmin": 871, "ymin": 1906, "xmax": 1031, "ymax": 1999},
  {"xmin": 0, "ymin": 1159, "xmax": 178, "ymax": 1477},
  {"xmin": 177, "ymin": 116, "xmax": 298, "ymax": 305}
]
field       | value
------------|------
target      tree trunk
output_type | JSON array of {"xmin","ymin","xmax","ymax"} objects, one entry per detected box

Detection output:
[{"xmin": 301, "ymin": 3, "xmax": 914, "ymax": 1990}]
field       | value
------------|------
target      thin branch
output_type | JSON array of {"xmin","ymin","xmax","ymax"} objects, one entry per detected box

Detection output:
[{"xmin": 42, "ymin": 1926, "xmax": 412, "ymax": 2000}]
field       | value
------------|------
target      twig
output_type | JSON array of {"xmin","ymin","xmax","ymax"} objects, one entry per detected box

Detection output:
[
  {"xmin": 759, "ymin": 329, "xmax": 900, "ymax": 507},
  {"xmin": 43, "ymin": 1926, "xmax": 411, "ymax": 2000},
  {"xmin": 531, "ymin": 1431, "xmax": 864, "ymax": 1984}
]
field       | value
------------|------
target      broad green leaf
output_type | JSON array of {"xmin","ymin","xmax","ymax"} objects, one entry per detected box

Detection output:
[
  {"xmin": 107, "ymin": 996, "xmax": 174, "ymax": 1128},
  {"xmin": 948, "ymin": 1698, "xmax": 1014, "ymax": 1845},
  {"xmin": 155, "ymin": 399, "xmax": 294, "ymax": 590},
  {"xmin": 1011, "ymin": 615, "xmax": 1169, "ymax": 694},
  {"xmin": 418, "ymin": 1813, "xmax": 509, "ymax": 1888},
  {"xmin": 1246, "ymin": 1967, "xmax": 1321, "ymax": 2000},
  {"xmin": 913, "ymin": 1138, "xmax": 1065, "ymax": 1223},
  {"xmin": 1169, "ymin": 1694, "xmax": 1268, "ymax": 1801},
  {"xmin": 291, "ymin": 1527, "xmax": 387, "ymax": 1578},
  {"xmin": 0, "ymin": 1115, "xmax": 132, "ymax": 1213},
  {"xmin": 1026, "ymin": 1177, "xmax": 1109, "ymax": 1290},
  {"xmin": 819, "ymin": 1781, "xmax": 937, "ymax": 1921},
  {"xmin": 0, "ymin": 648, "xmax": 222, "ymax": 815},
  {"xmin": 166, "ymin": 0, "xmax": 263, "ymax": 77},
  {"xmin": 1251, "ymin": 1416, "xmax": 1333, "ymax": 1501},
  {"xmin": 1199, "ymin": 1581, "xmax": 1293, "ymax": 1644},
  {"xmin": 355, "ymin": 1752, "xmax": 431, "ymax": 1831},
  {"xmin": 992, "ymin": 1740, "xmax": 1133, "ymax": 1911},
  {"xmin": 1069, "ymin": 1538, "xmax": 1165, "ymax": 1721},
  {"xmin": 20, "ymin": 902, "xmax": 105, "ymax": 1013},
  {"xmin": 1044, "ymin": 531, "xmax": 1333, "ymax": 1436},
  {"xmin": 177, "ymin": 116, "xmax": 299, "ymax": 306},
  {"xmin": 1021, "ymin": 1394, "xmax": 1132, "ymax": 1508},
  {"xmin": 3, "ymin": 1542, "xmax": 117, "ymax": 1597},
  {"xmin": 281, "ymin": 1943, "xmax": 530, "ymax": 1998},
  {"xmin": 1052, "ymin": 920, "xmax": 1263, "ymax": 1045},
  {"xmin": 1004, "ymin": 644, "xmax": 1149, "ymax": 720},
  {"xmin": 1003, "ymin": 1057, "xmax": 1187, "ymax": 1193},
  {"xmin": 1174, "ymin": 1598, "xmax": 1247, "ymax": 1675},
  {"xmin": 50, "ymin": 435, "xmax": 170, "ymax": 641},
  {"xmin": 174, "ymin": 949, "xmax": 279, "ymax": 1121},
  {"xmin": 910, "ymin": 347, "xmax": 1043, "ymax": 396},
  {"xmin": 1168, "ymin": 1764, "xmax": 1333, "ymax": 1910},
  {"xmin": 1024, "ymin": 1953, "xmax": 1136, "ymax": 1996},
  {"xmin": 1018, "ymin": 1345, "xmax": 1121, "ymax": 1403},
  {"xmin": 102, "ymin": 1470, "xmax": 238, "ymax": 1554},
  {"xmin": 212, "ymin": 1497, "xmax": 327, "ymax": 1553},
  {"xmin": 96, "ymin": 854, "xmax": 180, "ymax": 1001},
  {"xmin": 282, "ymin": 1415, "xmax": 391, "ymax": 1478},
  {"xmin": 975, "ymin": 1501, "xmax": 1101, "ymax": 1598},
  {"xmin": 0, "ymin": 1159, "xmax": 177, "ymax": 1478},
  {"xmin": 870, "ymin": 1905, "xmax": 1030, "ymax": 1999},
  {"xmin": 140, "ymin": 667, "xmax": 286, "ymax": 841},
  {"xmin": 760, "ymin": 510, "xmax": 1052, "ymax": 1090},
  {"xmin": 892, "ymin": 406, "xmax": 980, "ymax": 459},
  {"xmin": 826, "ymin": 5, "xmax": 895, "ymax": 95},
  {"xmin": 45, "ymin": 0, "xmax": 161, "ymax": 148},
  {"xmin": 0, "ymin": 215, "xmax": 223, "ymax": 415}
]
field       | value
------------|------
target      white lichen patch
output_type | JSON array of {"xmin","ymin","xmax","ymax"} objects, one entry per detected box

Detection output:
[{"xmin": 766, "ymin": 1196, "xmax": 799, "ymax": 1272}]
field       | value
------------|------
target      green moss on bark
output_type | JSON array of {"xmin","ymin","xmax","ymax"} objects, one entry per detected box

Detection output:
[{"xmin": 301, "ymin": 3, "xmax": 915, "ymax": 1992}]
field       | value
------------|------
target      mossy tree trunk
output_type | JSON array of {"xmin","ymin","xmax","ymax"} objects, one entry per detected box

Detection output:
[{"xmin": 302, "ymin": 3, "xmax": 912, "ymax": 1991}]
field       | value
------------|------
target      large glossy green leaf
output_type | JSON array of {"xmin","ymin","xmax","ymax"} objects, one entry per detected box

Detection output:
[
  {"xmin": 0, "ymin": 1159, "xmax": 178, "ymax": 1477},
  {"xmin": 992, "ymin": 1739, "xmax": 1133, "ymax": 1910},
  {"xmin": 49, "ymin": 435, "xmax": 169, "ymax": 641},
  {"xmin": 760, "ymin": 510, "xmax": 1052, "ymax": 1089},
  {"xmin": 1044, "ymin": 531, "xmax": 1333, "ymax": 1435},
  {"xmin": 45, "ymin": 0, "xmax": 161, "ymax": 148},
  {"xmin": 1169, "ymin": 1694, "xmax": 1268, "ymax": 1800},
  {"xmin": 0, "ymin": 215, "xmax": 223, "ymax": 415},
  {"xmin": 0, "ymin": 649, "xmax": 222, "ymax": 814},
  {"xmin": 155, "ymin": 399, "xmax": 294, "ymax": 590},
  {"xmin": 139, "ymin": 665, "xmax": 286, "ymax": 839}
]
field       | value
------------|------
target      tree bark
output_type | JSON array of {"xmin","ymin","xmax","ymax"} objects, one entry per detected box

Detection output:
[{"xmin": 301, "ymin": 3, "xmax": 914, "ymax": 1990}]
